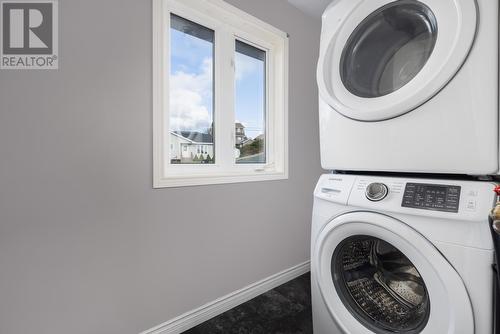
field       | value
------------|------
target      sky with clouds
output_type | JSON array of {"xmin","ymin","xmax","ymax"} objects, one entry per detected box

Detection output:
[{"xmin": 169, "ymin": 27, "xmax": 265, "ymax": 139}]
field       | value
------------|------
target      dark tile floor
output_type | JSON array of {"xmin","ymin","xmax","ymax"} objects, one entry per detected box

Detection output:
[{"xmin": 183, "ymin": 273, "xmax": 312, "ymax": 334}]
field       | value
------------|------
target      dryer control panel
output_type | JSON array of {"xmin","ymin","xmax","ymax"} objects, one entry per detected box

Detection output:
[{"xmin": 402, "ymin": 183, "xmax": 461, "ymax": 213}]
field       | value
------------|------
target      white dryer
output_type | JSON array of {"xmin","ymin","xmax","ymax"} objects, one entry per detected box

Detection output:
[
  {"xmin": 317, "ymin": 0, "xmax": 499, "ymax": 175},
  {"xmin": 311, "ymin": 174, "xmax": 496, "ymax": 333}
]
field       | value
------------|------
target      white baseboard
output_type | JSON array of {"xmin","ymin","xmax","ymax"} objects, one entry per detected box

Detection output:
[{"xmin": 140, "ymin": 261, "xmax": 311, "ymax": 334}]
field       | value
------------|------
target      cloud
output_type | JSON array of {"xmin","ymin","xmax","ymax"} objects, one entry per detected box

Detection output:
[
  {"xmin": 170, "ymin": 90, "xmax": 211, "ymax": 131},
  {"xmin": 169, "ymin": 54, "xmax": 263, "ymax": 132},
  {"xmin": 170, "ymin": 58, "xmax": 213, "ymax": 131}
]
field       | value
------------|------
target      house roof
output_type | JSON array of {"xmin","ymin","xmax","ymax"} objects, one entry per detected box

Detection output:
[
  {"xmin": 235, "ymin": 122, "xmax": 245, "ymax": 129},
  {"xmin": 172, "ymin": 131, "xmax": 213, "ymax": 144},
  {"xmin": 241, "ymin": 138, "xmax": 253, "ymax": 145}
]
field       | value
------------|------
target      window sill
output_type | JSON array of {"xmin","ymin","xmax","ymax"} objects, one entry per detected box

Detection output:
[{"xmin": 153, "ymin": 171, "xmax": 288, "ymax": 188}]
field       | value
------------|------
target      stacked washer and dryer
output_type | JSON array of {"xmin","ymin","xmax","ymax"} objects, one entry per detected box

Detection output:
[{"xmin": 311, "ymin": 0, "xmax": 500, "ymax": 333}]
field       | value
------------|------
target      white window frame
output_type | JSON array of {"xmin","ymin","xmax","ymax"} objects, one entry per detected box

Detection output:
[{"xmin": 153, "ymin": 0, "xmax": 289, "ymax": 188}]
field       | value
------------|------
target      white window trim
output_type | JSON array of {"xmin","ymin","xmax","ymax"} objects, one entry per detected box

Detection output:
[{"xmin": 153, "ymin": 0, "xmax": 289, "ymax": 188}]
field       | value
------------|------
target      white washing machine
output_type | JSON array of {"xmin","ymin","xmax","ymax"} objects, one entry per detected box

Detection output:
[
  {"xmin": 311, "ymin": 174, "xmax": 496, "ymax": 333},
  {"xmin": 317, "ymin": 0, "xmax": 499, "ymax": 175}
]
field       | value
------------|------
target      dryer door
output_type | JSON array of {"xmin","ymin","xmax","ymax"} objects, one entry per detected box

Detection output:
[
  {"xmin": 313, "ymin": 212, "xmax": 474, "ymax": 333},
  {"xmin": 317, "ymin": 0, "xmax": 477, "ymax": 121}
]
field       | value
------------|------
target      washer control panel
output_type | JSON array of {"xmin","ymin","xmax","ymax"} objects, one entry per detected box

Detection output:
[
  {"xmin": 316, "ymin": 174, "xmax": 493, "ymax": 220},
  {"xmin": 402, "ymin": 183, "xmax": 461, "ymax": 213}
]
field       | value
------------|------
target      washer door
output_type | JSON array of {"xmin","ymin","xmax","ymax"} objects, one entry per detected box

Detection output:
[
  {"xmin": 313, "ymin": 212, "xmax": 474, "ymax": 333},
  {"xmin": 317, "ymin": 0, "xmax": 477, "ymax": 121}
]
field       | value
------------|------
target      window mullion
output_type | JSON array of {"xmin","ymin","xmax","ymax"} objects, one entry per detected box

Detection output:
[{"xmin": 216, "ymin": 27, "xmax": 236, "ymax": 171}]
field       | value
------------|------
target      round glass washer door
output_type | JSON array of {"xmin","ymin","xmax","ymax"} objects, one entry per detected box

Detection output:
[
  {"xmin": 313, "ymin": 212, "xmax": 474, "ymax": 333},
  {"xmin": 332, "ymin": 236, "xmax": 429, "ymax": 333},
  {"xmin": 317, "ymin": 0, "xmax": 477, "ymax": 121}
]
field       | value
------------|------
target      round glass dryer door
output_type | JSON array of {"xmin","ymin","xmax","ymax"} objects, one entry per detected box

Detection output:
[
  {"xmin": 313, "ymin": 212, "xmax": 474, "ymax": 333},
  {"xmin": 317, "ymin": 0, "xmax": 477, "ymax": 121},
  {"xmin": 332, "ymin": 236, "xmax": 429, "ymax": 333},
  {"xmin": 340, "ymin": 1, "xmax": 437, "ymax": 98}
]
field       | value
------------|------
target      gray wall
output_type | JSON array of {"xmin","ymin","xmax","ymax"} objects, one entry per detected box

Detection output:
[{"xmin": 0, "ymin": 1, "xmax": 321, "ymax": 333}]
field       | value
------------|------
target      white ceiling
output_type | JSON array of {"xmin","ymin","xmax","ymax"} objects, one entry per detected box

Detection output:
[{"xmin": 287, "ymin": 0, "xmax": 331, "ymax": 18}]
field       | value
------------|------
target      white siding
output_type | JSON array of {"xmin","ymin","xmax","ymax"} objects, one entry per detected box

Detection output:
[{"xmin": 170, "ymin": 133, "xmax": 214, "ymax": 162}]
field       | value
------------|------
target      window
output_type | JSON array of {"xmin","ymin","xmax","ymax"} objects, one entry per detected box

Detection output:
[
  {"xmin": 169, "ymin": 14, "xmax": 215, "ymax": 164},
  {"xmin": 153, "ymin": 0, "xmax": 288, "ymax": 187}
]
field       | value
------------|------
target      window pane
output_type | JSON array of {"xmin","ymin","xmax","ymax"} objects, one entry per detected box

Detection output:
[
  {"xmin": 169, "ymin": 14, "xmax": 215, "ymax": 164},
  {"xmin": 234, "ymin": 40, "xmax": 266, "ymax": 164}
]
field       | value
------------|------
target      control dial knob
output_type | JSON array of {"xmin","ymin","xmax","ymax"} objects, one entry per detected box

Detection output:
[{"xmin": 365, "ymin": 183, "xmax": 389, "ymax": 201}]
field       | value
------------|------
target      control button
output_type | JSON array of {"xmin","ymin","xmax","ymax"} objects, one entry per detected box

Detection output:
[
  {"xmin": 467, "ymin": 190, "xmax": 478, "ymax": 197},
  {"xmin": 466, "ymin": 200, "xmax": 477, "ymax": 211},
  {"xmin": 365, "ymin": 183, "xmax": 389, "ymax": 202}
]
